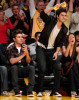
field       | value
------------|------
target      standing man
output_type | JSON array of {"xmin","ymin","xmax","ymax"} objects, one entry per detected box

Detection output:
[
  {"xmin": 6, "ymin": 29, "xmax": 35, "ymax": 97},
  {"xmin": 36, "ymin": 5, "xmax": 68, "ymax": 97}
]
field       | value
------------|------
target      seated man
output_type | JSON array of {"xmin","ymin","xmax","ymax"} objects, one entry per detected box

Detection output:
[
  {"xmin": 6, "ymin": 29, "xmax": 35, "ymax": 97},
  {"xmin": 28, "ymin": 32, "xmax": 41, "ymax": 66}
]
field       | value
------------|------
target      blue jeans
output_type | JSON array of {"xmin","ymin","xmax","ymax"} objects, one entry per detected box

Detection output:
[{"xmin": 0, "ymin": 66, "xmax": 8, "ymax": 91}]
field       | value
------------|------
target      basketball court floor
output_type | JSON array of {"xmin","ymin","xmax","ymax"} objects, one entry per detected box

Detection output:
[{"xmin": 0, "ymin": 95, "xmax": 78, "ymax": 100}]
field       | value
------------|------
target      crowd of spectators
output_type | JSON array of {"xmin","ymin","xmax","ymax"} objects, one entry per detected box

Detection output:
[{"xmin": 0, "ymin": 0, "xmax": 79, "ymax": 98}]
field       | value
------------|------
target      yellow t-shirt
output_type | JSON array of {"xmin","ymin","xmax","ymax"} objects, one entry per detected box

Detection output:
[{"xmin": 31, "ymin": 10, "xmax": 45, "ymax": 39}]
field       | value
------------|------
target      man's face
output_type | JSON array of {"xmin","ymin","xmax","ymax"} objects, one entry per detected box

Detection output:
[
  {"xmin": 36, "ymin": 2, "xmax": 45, "ymax": 13},
  {"xmin": 9, "ymin": 0, "xmax": 17, "ymax": 7},
  {"xmin": 35, "ymin": 33, "xmax": 40, "ymax": 41},
  {"xmin": 13, "ymin": 34, "xmax": 23, "ymax": 45},
  {"xmin": 57, "ymin": 12, "xmax": 67, "ymax": 23},
  {"xmin": 12, "ymin": 6, "xmax": 20, "ymax": 16},
  {"xmin": 24, "ymin": 0, "xmax": 29, "ymax": 8}
]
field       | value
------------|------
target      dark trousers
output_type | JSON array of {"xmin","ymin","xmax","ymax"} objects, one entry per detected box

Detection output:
[
  {"xmin": 36, "ymin": 46, "xmax": 61, "ymax": 93},
  {"xmin": 0, "ymin": 43, "xmax": 8, "ymax": 65},
  {"xmin": 10, "ymin": 64, "xmax": 35, "ymax": 93},
  {"xmin": 69, "ymin": 63, "xmax": 79, "ymax": 92},
  {"xmin": 0, "ymin": 66, "xmax": 8, "ymax": 91}
]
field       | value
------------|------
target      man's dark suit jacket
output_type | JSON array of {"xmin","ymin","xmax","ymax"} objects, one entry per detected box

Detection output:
[{"xmin": 39, "ymin": 11, "xmax": 68, "ymax": 50}]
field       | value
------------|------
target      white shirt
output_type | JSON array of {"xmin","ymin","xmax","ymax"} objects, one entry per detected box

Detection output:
[
  {"xmin": 70, "ymin": 12, "xmax": 79, "ymax": 33},
  {"xmin": 28, "ymin": 43, "xmax": 36, "ymax": 55},
  {"xmin": 47, "ymin": 25, "xmax": 60, "ymax": 49},
  {"xmin": 16, "ymin": 47, "xmax": 21, "ymax": 63},
  {"xmin": 38, "ymin": 24, "xmax": 60, "ymax": 49}
]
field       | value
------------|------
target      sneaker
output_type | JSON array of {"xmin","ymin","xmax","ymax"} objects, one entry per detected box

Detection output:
[
  {"xmin": 37, "ymin": 92, "xmax": 43, "ymax": 97},
  {"xmin": 75, "ymin": 95, "xmax": 79, "ymax": 98},
  {"xmin": 71, "ymin": 91, "xmax": 77, "ymax": 97},
  {"xmin": 2, "ymin": 91, "xmax": 9, "ymax": 96},
  {"xmin": 27, "ymin": 93, "xmax": 34, "ymax": 97},
  {"xmin": 54, "ymin": 92, "xmax": 62, "ymax": 97},
  {"xmin": 15, "ymin": 91, "xmax": 22, "ymax": 97},
  {"xmin": 50, "ymin": 91, "xmax": 53, "ymax": 96}
]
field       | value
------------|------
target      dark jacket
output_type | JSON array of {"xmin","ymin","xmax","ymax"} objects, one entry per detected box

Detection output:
[{"xmin": 39, "ymin": 11, "xmax": 68, "ymax": 50}]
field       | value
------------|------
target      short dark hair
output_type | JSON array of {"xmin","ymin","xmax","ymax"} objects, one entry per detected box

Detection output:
[
  {"xmin": 11, "ymin": 29, "xmax": 23, "ymax": 38},
  {"xmin": 12, "ymin": 4, "xmax": 19, "ymax": 9},
  {"xmin": 35, "ymin": 32, "xmax": 41, "ymax": 37},
  {"xmin": 74, "ymin": 31, "xmax": 79, "ymax": 36},
  {"xmin": 56, "ymin": 8, "xmax": 67, "ymax": 16},
  {"xmin": 36, "ymin": 0, "xmax": 44, "ymax": 6}
]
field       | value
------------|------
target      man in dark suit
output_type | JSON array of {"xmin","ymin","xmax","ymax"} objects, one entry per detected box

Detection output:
[{"xmin": 36, "ymin": 5, "xmax": 68, "ymax": 97}]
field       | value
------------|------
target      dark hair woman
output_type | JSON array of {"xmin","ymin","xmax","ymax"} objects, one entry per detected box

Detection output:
[{"xmin": 61, "ymin": 33, "xmax": 79, "ymax": 97}]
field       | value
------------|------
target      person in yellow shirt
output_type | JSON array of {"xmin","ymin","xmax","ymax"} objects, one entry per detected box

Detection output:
[{"xmin": 29, "ymin": 0, "xmax": 55, "ymax": 39}]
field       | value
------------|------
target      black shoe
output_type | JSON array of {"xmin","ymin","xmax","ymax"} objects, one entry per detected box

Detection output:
[{"xmin": 50, "ymin": 91, "xmax": 53, "ymax": 96}]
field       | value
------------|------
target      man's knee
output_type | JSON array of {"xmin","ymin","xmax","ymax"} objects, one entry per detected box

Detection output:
[
  {"xmin": 54, "ymin": 63, "xmax": 62, "ymax": 71},
  {"xmin": 0, "ymin": 66, "xmax": 7, "ymax": 72},
  {"xmin": 28, "ymin": 65, "xmax": 35, "ymax": 72},
  {"xmin": 10, "ymin": 65, "xmax": 18, "ymax": 72}
]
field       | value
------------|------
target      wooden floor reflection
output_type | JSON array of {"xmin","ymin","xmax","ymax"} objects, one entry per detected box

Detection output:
[{"xmin": 0, "ymin": 96, "xmax": 78, "ymax": 100}]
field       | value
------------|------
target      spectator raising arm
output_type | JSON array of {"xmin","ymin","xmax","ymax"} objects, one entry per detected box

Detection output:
[
  {"xmin": 29, "ymin": 0, "xmax": 36, "ymax": 18},
  {"xmin": 44, "ymin": 4, "xmax": 61, "ymax": 14}
]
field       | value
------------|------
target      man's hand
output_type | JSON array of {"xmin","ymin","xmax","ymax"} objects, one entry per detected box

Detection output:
[
  {"xmin": 5, "ymin": 16, "xmax": 9, "ymax": 19},
  {"xmin": 53, "ymin": 3, "xmax": 61, "ymax": 10},
  {"xmin": 52, "ymin": 52, "xmax": 58, "ymax": 60},
  {"xmin": 20, "ymin": 13, "xmax": 25, "ymax": 21},
  {"xmin": 16, "ymin": 14, "xmax": 21, "ymax": 20},
  {"xmin": 22, "ymin": 44, "xmax": 29, "ymax": 56}
]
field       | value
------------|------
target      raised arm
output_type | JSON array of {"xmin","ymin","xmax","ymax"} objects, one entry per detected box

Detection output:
[
  {"xmin": 69, "ymin": 0, "xmax": 73, "ymax": 11},
  {"xmin": 46, "ymin": 0, "xmax": 55, "ymax": 15},
  {"xmin": 44, "ymin": 4, "xmax": 61, "ymax": 14},
  {"xmin": 46, "ymin": 0, "xmax": 55, "ymax": 9},
  {"xmin": 6, "ymin": 18, "xmax": 14, "ymax": 29},
  {"xmin": 56, "ymin": 0, "xmax": 60, "ymax": 4},
  {"xmin": 29, "ymin": 0, "xmax": 36, "ymax": 18}
]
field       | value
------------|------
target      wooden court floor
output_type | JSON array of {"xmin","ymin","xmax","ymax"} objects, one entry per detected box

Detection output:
[{"xmin": 0, "ymin": 96, "xmax": 79, "ymax": 100}]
